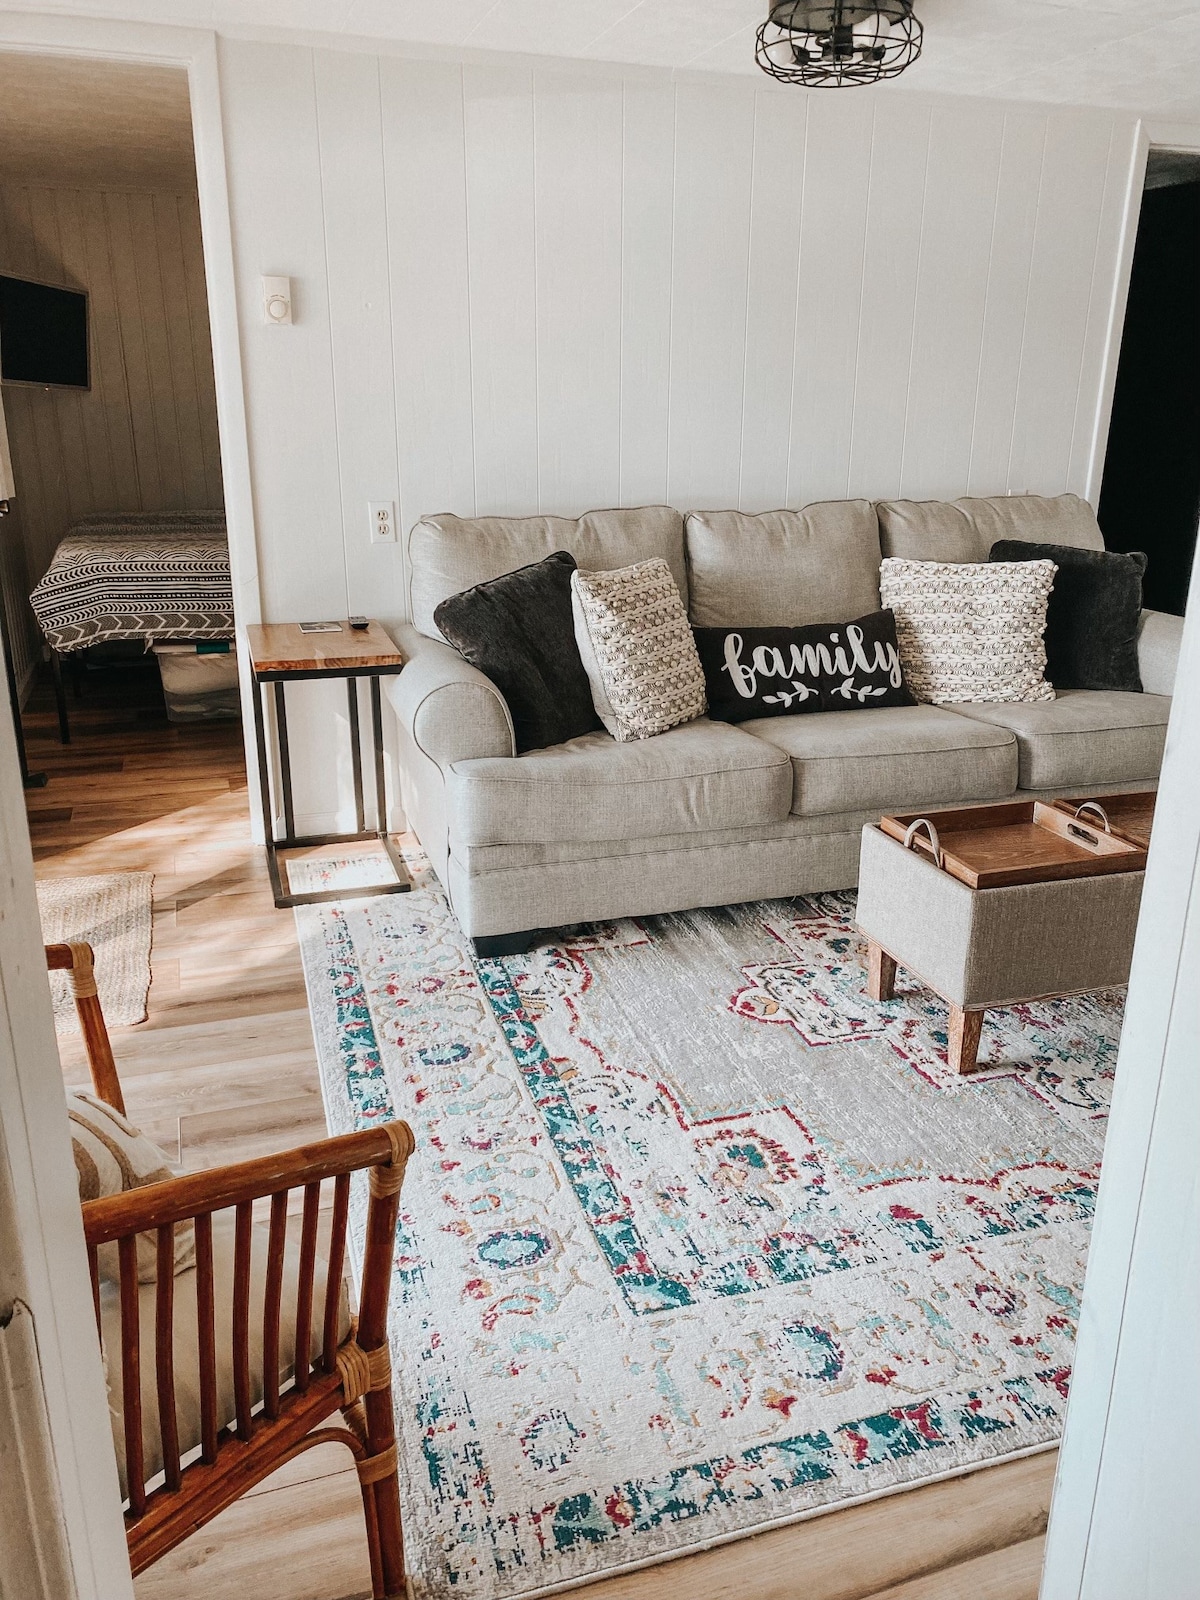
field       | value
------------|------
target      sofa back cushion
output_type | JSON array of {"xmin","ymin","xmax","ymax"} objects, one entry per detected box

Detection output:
[
  {"xmin": 408, "ymin": 506, "xmax": 686, "ymax": 637},
  {"xmin": 877, "ymin": 493, "xmax": 1104, "ymax": 564},
  {"xmin": 684, "ymin": 501, "xmax": 881, "ymax": 628}
]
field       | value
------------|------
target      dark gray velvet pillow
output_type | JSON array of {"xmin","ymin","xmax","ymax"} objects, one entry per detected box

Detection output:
[
  {"xmin": 434, "ymin": 550, "xmax": 602, "ymax": 754},
  {"xmin": 989, "ymin": 540, "xmax": 1147, "ymax": 692}
]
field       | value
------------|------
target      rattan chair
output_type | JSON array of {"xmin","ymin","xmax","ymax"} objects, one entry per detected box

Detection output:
[{"xmin": 48, "ymin": 941, "xmax": 414, "ymax": 1598}]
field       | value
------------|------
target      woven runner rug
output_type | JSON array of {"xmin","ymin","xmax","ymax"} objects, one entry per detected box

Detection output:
[
  {"xmin": 295, "ymin": 857, "xmax": 1119, "ymax": 1600},
  {"xmin": 36, "ymin": 871, "xmax": 154, "ymax": 1031}
]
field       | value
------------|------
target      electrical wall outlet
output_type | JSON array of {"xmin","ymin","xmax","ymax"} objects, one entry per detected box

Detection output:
[{"xmin": 369, "ymin": 501, "xmax": 396, "ymax": 543}]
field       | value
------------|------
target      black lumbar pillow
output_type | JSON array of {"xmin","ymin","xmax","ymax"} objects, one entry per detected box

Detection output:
[
  {"xmin": 988, "ymin": 541, "xmax": 1147, "ymax": 692},
  {"xmin": 693, "ymin": 609, "xmax": 916, "ymax": 723},
  {"xmin": 434, "ymin": 550, "xmax": 602, "ymax": 753}
]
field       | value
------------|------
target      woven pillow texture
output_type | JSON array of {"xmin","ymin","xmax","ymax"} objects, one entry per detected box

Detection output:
[
  {"xmin": 879, "ymin": 556, "xmax": 1057, "ymax": 704},
  {"xmin": 571, "ymin": 558, "xmax": 707, "ymax": 741},
  {"xmin": 69, "ymin": 1090, "xmax": 195, "ymax": 1284}
]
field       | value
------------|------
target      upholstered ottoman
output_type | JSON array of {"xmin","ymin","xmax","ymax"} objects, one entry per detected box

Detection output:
[{"xmin": 855, "ymin": 820, "xmax": 1145, "ymax": 1072}]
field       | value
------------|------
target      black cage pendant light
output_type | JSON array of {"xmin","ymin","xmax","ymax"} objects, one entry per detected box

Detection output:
[{"xmin": 756, "ymin": 0, "xmax": 923, "ymax": 86}]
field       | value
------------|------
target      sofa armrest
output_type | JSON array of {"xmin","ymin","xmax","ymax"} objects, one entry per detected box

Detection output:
[
  {"xmin": 390, "ymin": 622, "xmax": 515, "ymax": 767},
  {"xmin": 1137, "ymin": 608, "xmax": 1184, "ymax": 696}
]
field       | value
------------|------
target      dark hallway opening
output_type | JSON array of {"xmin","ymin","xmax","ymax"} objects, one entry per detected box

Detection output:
[{"xmin": 1099, "ymin": 158, "xmax": 1200, "ymax": 616}]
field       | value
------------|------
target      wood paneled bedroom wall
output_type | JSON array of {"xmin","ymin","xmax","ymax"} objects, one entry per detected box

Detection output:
[{"xmin": 0, "ymin": 181, "xmax": 223, "ymax": 686}]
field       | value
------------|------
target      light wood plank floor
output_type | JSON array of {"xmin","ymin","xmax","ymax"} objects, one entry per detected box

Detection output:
[{"xmin": 25, "ymin": 668, "xmax": 1053, "ymax": 1600}]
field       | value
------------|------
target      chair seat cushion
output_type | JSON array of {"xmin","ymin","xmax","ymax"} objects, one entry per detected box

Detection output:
[
  {"xmin": 447, "ymin": 717, "xmax": 793, "ymax": 846},
  {"xmin": 738, "ymin": 705, "xmax": 1017, "ymax": 818},
  {"xmin": 943, "ymin": 690, "xmax": 1170, "ymax": 789},
  {"xmin": 101, "ymin": 1208, "xmax": 350, "ymax": 1496}
]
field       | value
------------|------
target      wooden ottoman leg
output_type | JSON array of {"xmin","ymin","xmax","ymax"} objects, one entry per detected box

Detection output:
[
  {"xmin": 948, "ymin": 1005, "xmax": 984, "ymax": 1074},
  {"xmin": 866, "ymin": 942, "xmax": 898, "ymax": 1003}
]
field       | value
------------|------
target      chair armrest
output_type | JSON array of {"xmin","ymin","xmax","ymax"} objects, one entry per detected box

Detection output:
[
  {"xmin": 390, "ymin": 622, "xmax": 515, "ymax": 767},
  {"xmin": 83, "ymin": 1120, "xmax": 414, "ymax": 1537},
  {"xmin": 82, "ymin": 1123, "xmax": 414, "ymax": 1243},
  {"xmin": 1137, "ymin": 608, "xmax": 1184, "ymax": 696},
  {"xmin": 46, "ymin": 941, "xmax": 126, "ymax": 1114}
]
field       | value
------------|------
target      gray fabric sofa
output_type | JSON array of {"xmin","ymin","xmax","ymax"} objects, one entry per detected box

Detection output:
[{"xmin": 388, "ymin": 494, "xmax": 1181, "ymax": 954}]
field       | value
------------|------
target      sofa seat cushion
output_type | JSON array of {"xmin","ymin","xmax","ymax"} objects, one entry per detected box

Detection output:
[
  {"xmin": 737, "ymin": 705, "xmax": 1017, "ymax": 818},
  {"xmin": 943, "ymin": 690, "xmax": 1170, "ymax": 789},
  {"xmin": 447, "ymin": 717, "xmax": 793, "ymax": 846}
]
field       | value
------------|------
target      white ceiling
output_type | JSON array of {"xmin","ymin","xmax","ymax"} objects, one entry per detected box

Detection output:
[
  {"xmin": 0, "ymin": 54, "xmax": 194, "ymax": 189},
  {"xmin": 345, "ymin": 0, "xmax": 1200, "ymax": 123},
  {"xmin": 4, "ymin": 0, "xmax": 1200, "ymax": 139}
]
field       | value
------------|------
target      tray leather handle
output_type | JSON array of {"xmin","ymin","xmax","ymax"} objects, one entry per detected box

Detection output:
[
  {"xmin": 1073, "ymin": 800, "xmax": 1111, "ymax": 834},
  {"xmin": 903, "ymin": 817, "xmax": 943, "ymax": 870}
]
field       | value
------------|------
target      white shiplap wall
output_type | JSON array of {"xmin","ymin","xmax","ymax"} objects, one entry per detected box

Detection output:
[
  {"xmin": 216, "ymin": 40, "xmax": 1140, "ymax": 828},
  {"xmin": 0, "ymin": 182, "xmax": 223, "ymax": 682}
]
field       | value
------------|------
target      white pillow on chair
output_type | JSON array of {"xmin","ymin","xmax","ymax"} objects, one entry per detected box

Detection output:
[{"xmin": 69, "ymin": 1091, "xmax": 195, "ymax": 1283}]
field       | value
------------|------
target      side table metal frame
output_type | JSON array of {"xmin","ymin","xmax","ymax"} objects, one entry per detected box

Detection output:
[{"xmin": 250, "ymin": 660, "xmax": 410, "ymax": 909}]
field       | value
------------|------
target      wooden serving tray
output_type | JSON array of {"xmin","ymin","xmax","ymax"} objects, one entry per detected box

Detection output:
[
  {"xmin": 879, "ymin": 800, "xmax": 1148, "ymax": 889},
  {"xmin": 1052, "ymin": 789, "xmax": 1156, "ymax": 850}
]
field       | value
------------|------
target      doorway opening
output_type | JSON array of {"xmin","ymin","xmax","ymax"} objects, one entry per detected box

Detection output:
[
  {"xmin": 0, "ymin": 51, "xmax": 236, "ymax": 786},
  {"xmin": 1099, "ymin": 147, "xmax": 1200, "ymax": 615}
]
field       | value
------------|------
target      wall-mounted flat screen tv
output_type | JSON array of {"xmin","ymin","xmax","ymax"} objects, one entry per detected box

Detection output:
[{"xmin": 0, "ymin": 275, "xmax": 89, "ymax": 389}]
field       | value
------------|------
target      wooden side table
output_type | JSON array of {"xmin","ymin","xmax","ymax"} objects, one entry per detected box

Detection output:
[{"xmin": 245, "ymin": 620, "xmax": 411, "ymax": 909}]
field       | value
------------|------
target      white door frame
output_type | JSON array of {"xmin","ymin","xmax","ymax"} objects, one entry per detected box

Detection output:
[
  {"xmin": 0, "ymin": 9, "xmax": 266, "ymax": 826},
  {"xmin": 1041, "ymin": 120, "xmax": 1200, "ymax": 1600},
  {"xmin": 0, "ymin": 13, "xmax": 263, "ymax": 1595}
]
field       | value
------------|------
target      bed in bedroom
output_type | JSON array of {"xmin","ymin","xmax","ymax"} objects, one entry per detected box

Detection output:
[{"xmin": 28, "ymin": 510, "xmax": 233, "ymax": 740}]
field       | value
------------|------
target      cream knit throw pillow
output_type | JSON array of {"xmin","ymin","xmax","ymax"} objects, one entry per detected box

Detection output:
[
  {"xmin": 571, "ymin": 558, "xmax": 707, "ymax": 741},
  {"xmin": 879, "ymin": 557, "xmax": 1057, "ymax": 704},
  {"xmin": 69, "ymin": 1091, "xmax": 195, "ymax": 1284}
]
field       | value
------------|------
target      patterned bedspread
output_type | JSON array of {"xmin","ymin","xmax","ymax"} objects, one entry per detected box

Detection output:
[{"xmin": 29, "ymin": 514, "xmax": 233, "ymax": 652}]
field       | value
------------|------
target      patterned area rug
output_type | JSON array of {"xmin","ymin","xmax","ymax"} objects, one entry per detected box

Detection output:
[
  {"xmin": 36, "ymin": 872, "xmax": 154, "ymax": 1031},
  {"xmin": 295, "ymin": 860, "xmax": 1120, "ymax": 1599}
]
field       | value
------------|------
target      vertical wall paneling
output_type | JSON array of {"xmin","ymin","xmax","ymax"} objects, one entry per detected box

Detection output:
[
  {"xmin": 55, "ymin": 190, "xmax": 118, "ymax": 514},
  {"xmin": 314, "ymin": 49, "xmax": 401, "ymax": 620},
  {"xmin": 219, "ymin": 41, "xmax": 344, "ymax": 625},
  {"xmin": 315, "ymin": 48, "xmax": 402, "ymax": 831},
  {"xmin": 846, "ymin": 97, "xmax": 932, "ymax": 501},
  {"xmin": 219, "ymin": 39, "xmax": 348, "ymax": 831},
  {"xmin": 738, "ymin": 90, "xmax": 808, "ymax": 514},
  {"xmin": 533, "ymin": 69, "xmax": 623, "ymax": 514},
  {"xmin": 965, "ymin": 110, "xmax": 1047, "ymax": 495},
  {"xmin": 666, "ymin": 83, "xmax": 755, "ymax": 509},
  {"xmin": 381, "ymin": 57, "xmax": 476, "ymax": 568},
  {"xmin": 617, "ymin": 78, "xmax": 674, "ymax": 507},
  {"xmin": 1008, "ymin": 109, "xmax": 1118, "ymax": 494},
  {"xmin": 151, "ymin": 192, "xmax": 211, "ymax": 509},
  {"xmin": 105, "ymin": 192, "xmax": 168, "ymax": 508},
  {"xmin": 462, "ymin": 62, "xmax": 539, "ymax": 515},
  {"xmin": 1068, "ymin": 123, "xmax": 1145, "ymax": 500},
  {"xmin": 901, "ymin": 104, "xmax": 1005, "ymax": 499},
  {"xmin": 77, "ymin": 186, "xmax": 141, "ymax": 506},
  {"xmin": 786, "ymin": 94, "xmax": 874, "ymax": 507}
]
